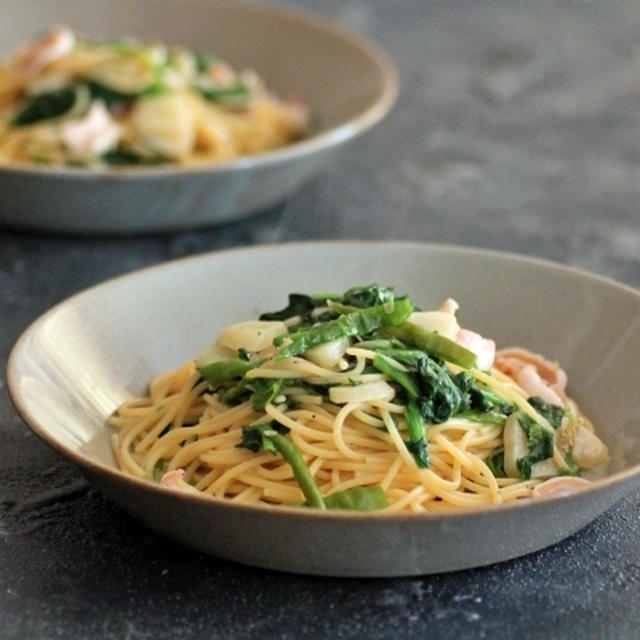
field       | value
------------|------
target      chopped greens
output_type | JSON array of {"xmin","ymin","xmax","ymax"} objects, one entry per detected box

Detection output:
[
  {"xmin": 383, "ymin": 323, "xmax": 477, "ymax": 368},
  {"xmin": 515, "ymin": 413, "xmax": 554, "ymax": 480},
  {"xmin": 197, "ymin": 358, "xmax": 265, "ymax": 387},
  {"xmin": 404, "ymin": 400, "xmax": 430, "ymax": 468},
  {"xmin": 528, "ymin": 396, "xmax": 566, "ymax": 429},
  {"xmin": 487, "ymin": 448, "xmax": 506, "ymax": 478},
  {"xmin": 181, "ymin": 283, "xmax": 590, "ymax": 509},
  {"xmin": 324, "ymin": 486, "xmax": 389, "ymax": 510},
  {"xmin": 196, "ymin": 80, "xmax": 251, "ymax": 103},
  {"xmin": 274, "ymin": 298, "xmax": 413, "ymax": 361},
  {"xmin": 237, "ymin": 423, "xmax": 389, "ymax": 511},
  {"xmin": 237, "ymin": 423, "xmax": 325, "ymax": 509},
  {"xmin": 259, "ymin": 293, "xmax": 328, "ymax": 322},
  {"xmin": 11, "ymin": 88, "xmax": 76, "ymax": 126}
]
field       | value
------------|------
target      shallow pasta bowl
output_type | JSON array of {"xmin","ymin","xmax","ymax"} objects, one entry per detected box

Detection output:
[
  {"xmin": 8, "ymin": 241, "xmax": 640, "ymax": 577},
  {"xmin": 0, "ymin": 0, "xmax": 397, "ymax": 233}
]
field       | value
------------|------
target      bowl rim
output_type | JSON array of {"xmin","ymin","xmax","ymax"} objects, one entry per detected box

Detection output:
[
  {"xmin": 7, "ymin": 240, "xmax": 640, "ymax": 522},
  {"xmin": 0, "ymin": 0, "xmax": 399, "ymax": 180}
]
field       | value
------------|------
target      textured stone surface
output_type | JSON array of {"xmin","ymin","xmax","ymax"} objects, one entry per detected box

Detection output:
[{"xmin": 2, "ymin": 1, "xmax": 640, "ymax": 638}]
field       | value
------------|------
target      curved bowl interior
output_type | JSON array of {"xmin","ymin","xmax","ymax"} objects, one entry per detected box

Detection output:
[
  {"xmin": 0, "ymin": 0, "xmax": 398, "ymax": 232},
  {"xmin": 8, "ymin": 242, "xmax": 640, "ymax": 576}
]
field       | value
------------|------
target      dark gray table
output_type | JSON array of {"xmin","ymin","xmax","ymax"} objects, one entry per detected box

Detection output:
[{"xmin": 2, "ymin": 1, "xmax": 640, "ymax": 638}]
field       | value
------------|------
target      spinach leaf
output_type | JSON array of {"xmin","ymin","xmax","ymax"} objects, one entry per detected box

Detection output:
[
  {"xmin": 197, "ymin": 81, "xmax": 251, "ymax": 102},
  {"xmin": 259, "ymin": 293, "xmax": 320, "ymax": 321},
  {"xmin": 371, "ymin": 349, "xmax": 465, "ymax": 424},
  {"xmin": 87, "ymin": 80, "xmax": 132, "ymax": 109},
  {"xmin": 487, "ymin": 448, "xmax": 506, "ymax": 478},
  {"xmin": 153, "ymin": 459, "xmax": 168, "ymax": 482},
  {"xmin": 237, "ymin": 424, "xmax": 325, "ymax": 509},
  {"xmin": 12, "ymin": 88, "xmax": 76, "ymax": 126},
  {"xmin": 515, "ymin": 413, "xmax": 554, "ymax": 480},
  {"xmin": 528, "ymin": 396, "xmax": 566, "ymax": 429},
  {"xmin": 101, "ymin": 148, "xmax": 144, "ymax": 166},
  {"xmin": 237, "ymin": 421, "xmax": 290, "ymax": 453},
  {"xmin": 197, "ymin": 358, "xmax": 265, "ymax": 387},
  {"xmin": 341, "ymin": 284, "xmax": 396, "ymax": 308},
  {"xmin": 274, "ymin": 298, "xmax": 413, "ymax": 361},
  {"xmin": 373, "ymin": 353, "xmax": 420, "ymax": 398},
  {"xmin": 383, "ymin": 323, "xmax": 477, "ymax": 368},
  {"xmin": 559, "ymin": 449, "xmax": 580, "ymax": 476},
  {"xmin": 194, "ymin": 51, "xmax": 216, "ymax": 73},
  {"xmin": 453, "ymin": 372, "xmax": 516, "ymax": 415},
  {"xmin": 324, "ymin": 486, "xmax": 389, "ymax": 510},
  {"xmin": 413, "ymin": 356, "xmax": 466, "ymax": 423},
  {"xmin": 404, "ymin": 400, "xmax": 430, "ymax": 468}
]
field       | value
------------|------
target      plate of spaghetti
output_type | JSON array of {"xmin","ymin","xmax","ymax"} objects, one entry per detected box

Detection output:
[
  {"xmin": 8, "ymin": 242, "xmax": 640, "ymax": 576},
  {"xmin": 0, "ymin": 0, "xmax": 397, "ymax": 232}
]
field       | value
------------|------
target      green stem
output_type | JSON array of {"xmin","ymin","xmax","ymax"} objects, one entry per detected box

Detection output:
[
  {"xmin": 268, "ymin": 433, "xmax": 326, "ymax": 509},
  {"xmin": 275, "ymin": 298, "xmax": 413, "ymax": 360}
]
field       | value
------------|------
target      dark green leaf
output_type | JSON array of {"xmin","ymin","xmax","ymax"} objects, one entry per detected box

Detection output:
[
  {"xmin": 515, "ymin": 413, "xmax": 554, "ymax": 480},
  {"xmin": 404, "ymin": 400, "xmax": 429, "ymax": 468},
  {"xmin": 341, "ymin": 284, "xmax": 396, "ymax": 309},
  {"xmin": 11, "ymin": 88, "xmax": 76, "ymax": 126},
  {"xmin": 324, "ymin": 486, "xmax": 389, "ymax": 510},
  {"xmin": 487, "ymin": 448, "xmax": 506, "ymax": 478},
  {"xmin": 383, "ymin": 323, "xmax": 477, "ymax": 368},
  {"xmin": 528, "ymin": 396, "xmax": 566, "ymax": 429},
  {"xmin": 259, "ymin": 293, "xmax": 318, "ymax": 321},
  {"xmin": 274, "ymin": 298, "xmax": 413, "ymax": 361},
  {"xmin": 197, "ymin": 358, "xmax": 264, "ymax": 387}
]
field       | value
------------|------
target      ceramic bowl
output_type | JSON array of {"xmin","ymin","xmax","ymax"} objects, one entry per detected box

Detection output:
[
  {"xmin": 0, "ymin": 1, "xmax": 397, "ymax": 233},
  {"xmin": 8, "ymin": 242, "xmax": 640, "ymax": 576}
]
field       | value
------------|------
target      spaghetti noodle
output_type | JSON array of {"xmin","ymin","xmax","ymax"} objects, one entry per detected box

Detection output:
[{"xmin": 108, "ymin": 285, "xmax": 609, "ymax": 512}]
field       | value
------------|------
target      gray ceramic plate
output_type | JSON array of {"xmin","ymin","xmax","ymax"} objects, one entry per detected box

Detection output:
[
  {"xmin": 8, "ymin": 242, "xmax": 640, "ymax": 576},
  {"xmin": 0, "ymin": 1, "xmax": 397, "ymax": 233}
]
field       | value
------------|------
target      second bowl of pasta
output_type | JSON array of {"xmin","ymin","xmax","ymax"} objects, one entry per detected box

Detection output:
[{"xmin": 0, "ymin": 0, "xmax": 397, "ymax": 232}]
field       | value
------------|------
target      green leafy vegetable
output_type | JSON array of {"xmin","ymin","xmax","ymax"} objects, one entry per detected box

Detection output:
[
  {"xmin": 372, "ymin": 353, "xmax": 421, "ymax": 398},
  {"xmin": 515, "ymin": 413, "xmax": 554, "ymax": 480},
  {"xmin": 259, "ymin": 293, "xmax": 323, "ymax": 321},
  {"xmin": 324, "ymin": 486, "xmax": 389, "ymax": 510},
  {"xmin": 101, "ymin": 148, "xmax": 145, "ymax": 166},
  {"xmin": 238, "ymin": 424, "xmax": 325, "ymax": 509},
  {"xmin": 196, "ymin": 81, "xmax": 251, "ymax": 102},
  {"xmin": 383, "ymin": 323, "xmax": 477, "ymax": 368},
  {"xmin": 194, "ymin": 51, "xmax": 216, "ymax": 73},
  {"xmin": 453, "ymin": 372, "xmax": 516, "ymax": 415},
  {"xmin": 11, "ymin": 88, "xmax": 76, "ymax": 126},
  {"xmin": 528, "ymin": 396, "xmax": 566, "ymax": 429},
  {"xmin": 274, "ymin": 298, "xmax": 413, "ymax": 361},
  {"xmin": 219, "ymin": 377, "xmax": 284, "ymax": 410},
  {"xmin": 559, "ymin": 449, "xmax": 580, "ymax": 476},
  {"xmin": 153, "ymin": 459, "xmax": 168, "ymax": 482},
  {"xmin": 197, "ymin": 358, "xmax": 265, "ymax": 387},
  {"xmin": 487, "ymin": 448, "xmax": 506, "ymax": 478},
  {"xmin": 341, "ymin": 284, "xmax": 396, "ymax": 309},
  {"xmin": 237, "ymin": 421, "xmax": 290, "ymax": 453},
  {"xmin": 404, "ymin": 400, "xmax": 430, "ymax": 468}
]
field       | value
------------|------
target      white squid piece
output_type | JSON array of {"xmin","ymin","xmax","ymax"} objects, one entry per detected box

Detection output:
[
  {"xmin": 216, "ymin": 320, "xmax": 288, "ymax": 353},
  {"xmin": 60, "ymin": 100, "xmax": 121, "ymax": 158}
]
